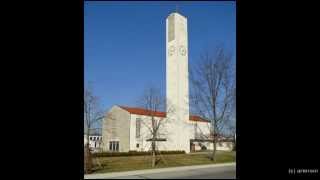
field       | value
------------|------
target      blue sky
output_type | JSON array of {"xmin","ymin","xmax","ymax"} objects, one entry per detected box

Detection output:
[{"xmin": 84, "ymin": 1, "xmax": 236, "ymax": 112}]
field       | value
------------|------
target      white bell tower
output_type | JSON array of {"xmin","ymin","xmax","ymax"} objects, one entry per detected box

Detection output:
[{"xmin": 166, "ymin": 12, "xmax": 190, "ymax": 153}]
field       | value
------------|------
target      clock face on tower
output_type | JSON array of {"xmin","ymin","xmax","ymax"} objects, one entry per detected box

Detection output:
[
  {"xmin": 179, "ymin": 45, "xmax": 186, "ymax": 56},
  {"xmin": 169, "ymin": 46, "xmax": 175, "ymax": 56}
]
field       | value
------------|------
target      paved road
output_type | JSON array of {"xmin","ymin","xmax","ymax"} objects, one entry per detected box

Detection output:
[
  {"xmin": 85, "ymin": 163, "xmax": 236, "ymax": 179},
  {"xmin": 112, "ymin": 165, "xmax": 235, "ymax": 179}
]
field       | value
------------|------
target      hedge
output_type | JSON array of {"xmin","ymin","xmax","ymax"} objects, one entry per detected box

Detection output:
[{"xmin": 92, "ymin": 150, "xmax": 185, "ymax": 157}]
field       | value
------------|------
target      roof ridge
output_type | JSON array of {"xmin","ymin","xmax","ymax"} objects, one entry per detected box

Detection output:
[{"xmin": 118, "ymin": 105, "xmax": 209, "ymax": 123}]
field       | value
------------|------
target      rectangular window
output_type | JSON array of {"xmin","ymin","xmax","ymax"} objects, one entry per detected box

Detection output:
[
  {"xmin": 136, "ymin": 118, "xmax": 141, "ymax": 138},
  {"xmin": 109, "ymin": 141, "xmax": 120, "ymax": 152},
  {"xmin": 136, "ymin": 144, "xmax": 139, "ymax": 148}
]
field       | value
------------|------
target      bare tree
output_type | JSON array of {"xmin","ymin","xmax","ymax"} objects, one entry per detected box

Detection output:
[
  {"xmin": 190, "ymin": 46, "xmax": 235, "ymax": 161},
  {"xmin": 84, "ymin": 83, "xmax": 105, "ymax": 173},
  {"xmin": 137, "ymin": 86, "xmax": 174, "ymax": 167}
]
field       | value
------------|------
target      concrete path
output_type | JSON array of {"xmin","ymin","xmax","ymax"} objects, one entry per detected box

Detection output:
[{"xmin": 84, "ymin": 162, "xmax": 236, "ymax": 179}]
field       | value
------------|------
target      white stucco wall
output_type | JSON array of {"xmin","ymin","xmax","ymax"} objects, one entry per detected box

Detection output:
[
  {"xmin": 128, "ymin": 113, "xmax": 216, "ymax": 153},
  {"xmin": 191, "ymin": 121, "xmax": 211, "ymax": 137},
  {"xmin": 102, "ymin": 106, "xmax": 130, "ymax": 152},
  {"xmin": 129, "ymin": 114, "xmax": 169, "ymax": 152},
  {"xmin": 207, "ymin": 142, "xmax": 234, "ymax": 151}
]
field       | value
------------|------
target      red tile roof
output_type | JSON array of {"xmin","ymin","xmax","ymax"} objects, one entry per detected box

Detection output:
[
  {"xmin": 119, "ymin": 106, "xmax": 209, "ymax": 123},
  {"xmin": 189, "ymin": 115, "xmax": 209, "ymax": 122}
]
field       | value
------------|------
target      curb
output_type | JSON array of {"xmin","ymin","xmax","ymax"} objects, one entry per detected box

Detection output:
[{"xmin": 84, "ymin": 162, "xmax": 236, "ymax": 179}]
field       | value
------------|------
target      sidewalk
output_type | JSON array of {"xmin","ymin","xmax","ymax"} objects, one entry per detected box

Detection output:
[{"xmin": 84, "ymin": 162, "xmax": 236, "ymax": 179}]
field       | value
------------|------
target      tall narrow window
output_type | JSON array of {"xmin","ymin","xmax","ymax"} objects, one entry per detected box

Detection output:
[
  {"xmin": 136, "ymin": 118, "xmax": 141, "ymax": 138},
  {"xmin": 113, "ymin": 141, "xmax": 115, "ymax": 151},
  {"xmin": 168, "ymin": 14, "xmax": 175, "ymax": 42},
  {"xmin": 116, "ymin": 142, "xmax": 119, "ymax": 151},
  {"xmin": 194, "ymin": 123, "xmax": 198, "ymax": 138}
]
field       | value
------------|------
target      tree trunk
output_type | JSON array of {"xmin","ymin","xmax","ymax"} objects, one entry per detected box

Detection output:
[
  {"xmin": 85, "ymin": 134, "xmax": 93, "ymax": 173},
  {"xmin": 84, "ymin": 143, "xmax": 93, "ymax": 173},
  {"xmin": 212, "ymin": 140, "xmax": 217, "ymax": 162},
  {"xmin": 211, "ymin": 136, "xmax": 217, "ymax": 162},
  {"xmin": 152, "ymin": 141, "xmax": 156, "ymax": 167}
]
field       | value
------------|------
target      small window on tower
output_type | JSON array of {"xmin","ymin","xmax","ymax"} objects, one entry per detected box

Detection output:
[
  {"xmin": 168, "ymin": 15, "xmax": 175, "ymax": 42},
  {"xmin": 136, "ymin": 143, "xmax": 139, "ymax": 148}
]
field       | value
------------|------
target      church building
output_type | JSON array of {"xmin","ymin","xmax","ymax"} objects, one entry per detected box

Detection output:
[{"xmin": 102, "ymin": 12, "xmax": 233, "ymax": 153}]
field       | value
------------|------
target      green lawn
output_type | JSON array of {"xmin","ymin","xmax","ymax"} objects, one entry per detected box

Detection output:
[{"xmin": 91, "ymin": 151, "xmax": 236, "ymax": 174}]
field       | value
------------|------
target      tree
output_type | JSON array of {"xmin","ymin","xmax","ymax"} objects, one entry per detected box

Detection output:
[
  {"xmin": 137, "ymin": 86, "xmax": 174, "ymax": 167},
  {"xmin": 84, "ymin": 83, "xmax": 104, "ymax": 173},
  {"xmin": 190, "ymin": 46, "xmax": 235, "ymax": 161}
]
